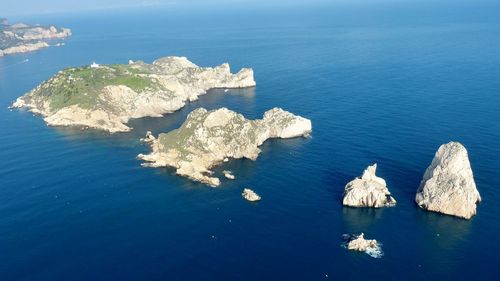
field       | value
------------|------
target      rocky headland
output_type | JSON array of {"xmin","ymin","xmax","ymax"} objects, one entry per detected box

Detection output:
[
  {"xmin": 416, "ymin": 142, "xmax": 481, "ymax": 219},
  {"xmin": 11, "ymin": 56, "xmax": 255, "ymax": 132},
  {"xmin": 342, "ymin": 164, "xmax": 396, "ymax": 208},
  {"xmin": 138, "ymin": 107, "xmax": 312, "ymax": 186},
  {"xmin": 0, "ymin": 18, "xmax": 71, "ymax": 56}
]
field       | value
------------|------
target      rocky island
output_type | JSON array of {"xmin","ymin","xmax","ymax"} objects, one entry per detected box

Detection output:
[
  {"xmin": 342, "ymin": 164, "xmax": 396, "ymax": 208},
  {"xmin": 11, "ymin": 56, "xmax": 255, "ymax": 132},
  {"xmin": 138, "ymin": 107, "xmax": 312, "ymax": 186},
  {"xmin": 342, "ymin": 233, "xmax": 383, "ymax": 258},
  {"xmin": 0, "ymin": 18, "xmax": 71, "ymax": 56},
  {"xmin": 416, "ymin": 142, "xmax": 481, "ymax": 219}
]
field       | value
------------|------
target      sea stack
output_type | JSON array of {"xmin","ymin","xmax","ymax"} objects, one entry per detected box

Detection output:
[
  {"xmin": 342, "ymin": 164, "xmax": 396, "ymax": 208},
  {"xmin": 416, "ymin": 142, "xmax": 481, "ymax": 219}
]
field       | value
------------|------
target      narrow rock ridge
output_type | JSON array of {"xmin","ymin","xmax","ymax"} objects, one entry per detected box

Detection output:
[
  {"xmin": 416, "ymin": 141, "xmax": 481, "ymax": 219},
  {"xmin": 342, "ymin": 164, "xmax": 396, "ymax": 208},
  {"xmin": 138, "ymin": 107, "xmax": 312, "ymax": 186},
  {"xmin": 11, "ymin": 56, "xmax": 256, "ymax": 133}
]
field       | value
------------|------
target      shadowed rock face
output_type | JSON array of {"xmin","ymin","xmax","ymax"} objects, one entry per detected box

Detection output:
[
  {"xmin": 11, "ymin": 56, "xmax": 255, "ymax": 133},
  {"xmin": 342, "ymin": 164, "xmax": 396, "ymax": 208},
  {"xmin": 416, "ymin": 142, "xmax": 481, "ymax": 219},
  {"xmin": 138, "ymin": 107, "xmax": 312, "ymax": 186}
]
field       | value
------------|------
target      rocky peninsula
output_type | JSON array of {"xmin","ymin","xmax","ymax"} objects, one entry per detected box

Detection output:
[
  {"xmin": 416, "ymin": 142, "xmax": 481, "ymax": 219},
  {"xmin": 138, "ymin": 107, "xmax": 312, "ymax": 186},
  {"xmin": 11, "ymin": 56, "xmax": 255, "ymax": 132},
  {"xmin": 342, "ymin": 164, "xmax": 396, "ymax": 208},
  {"xmin": 0, "ymin": 18, "xmax": 71, "ymax": 56}
]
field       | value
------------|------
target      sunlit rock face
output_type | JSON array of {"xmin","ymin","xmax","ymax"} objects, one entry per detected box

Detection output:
[
  {"xmin": 342, "ymin": 164, "xmax": 396, "ymax": 208},
  {"xmin": 11, "ymin": 56, "xmax": 255, "ymax": 133},
  {"xmin": 416, "ymin": 142, "xmax": 481, "ymax": 219},
  {"xmin": 138, "ymin": 107, "xmax": 312, "ymax": 186}
]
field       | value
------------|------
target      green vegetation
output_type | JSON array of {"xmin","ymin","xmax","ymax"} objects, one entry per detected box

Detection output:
[{"xmin": 30, "ymin": 64, "xmax": 162, "ymax": 111}]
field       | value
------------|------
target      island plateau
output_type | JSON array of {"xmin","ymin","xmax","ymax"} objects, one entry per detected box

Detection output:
[
  {"xmin": 0, "ymin": 18, "xmax": 71, "ymax": 56},
  {"xmin": 138, "ymin": 107, "xmax": 312, "ymax": 186},
  {"xmin": 11, "ymin": 56, "xmax": 255, "ymax": 132}
]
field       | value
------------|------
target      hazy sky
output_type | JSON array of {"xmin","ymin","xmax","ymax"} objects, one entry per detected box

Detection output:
[{"xmin": 1, "ymin": 0, "xmax": 336, "ymax": 16}]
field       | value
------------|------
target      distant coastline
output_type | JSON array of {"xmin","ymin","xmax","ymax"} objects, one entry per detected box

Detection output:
[{"xmin": 0, "ymin": 17, "xmax": 71, "ymax": 57}]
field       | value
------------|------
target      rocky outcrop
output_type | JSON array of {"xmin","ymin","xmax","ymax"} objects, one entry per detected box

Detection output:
[
  {"xmin": 342, "ymin": 164, "xmax": 396, "ymax": 208},
  {"xmin": 222, "ymin": 170, "xmax": 235, "ymax": 180},
  {"xmin": 242, "ymin": 188, "xmax": 261, "ymax": 202},
  {"xmin": 11, "ymin": 57, "xmax": 256, "ymax": 133},
  {"xmin": 416, "ymin": 142, "xmax": 481, "ymax": 219},
  {"xmin": 343, "ymin": 233, "xmax": 383, "ymax": 258},
  {"xmin": 138, "ymin": 107, "xmax": 312, "ymax": 186}
]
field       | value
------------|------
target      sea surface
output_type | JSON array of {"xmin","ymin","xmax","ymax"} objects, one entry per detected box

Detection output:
[{"xmin": 1, "ymin": 2, "xmax": 500, "ymax": 280}]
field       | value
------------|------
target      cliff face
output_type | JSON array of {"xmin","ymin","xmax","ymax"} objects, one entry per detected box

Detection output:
[
  {"xmin": 0, "ymin": 19, "xmax": 71, "ymax": 56},
  {"xmin": 416, "ymin": 142, "xmax": 481, "ymax": 219},
  {"xmin": 12, "ymin": 57, "xmax": 256, "ymax": 133},
  {"xmin": 138, "ymin": 107, "xmax": 312, "ymax": 186}
]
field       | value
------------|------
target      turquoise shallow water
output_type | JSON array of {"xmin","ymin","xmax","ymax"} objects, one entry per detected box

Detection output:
[{"xmin": 1, "ymin": 2, "xmax": 500, "ymax": 280}]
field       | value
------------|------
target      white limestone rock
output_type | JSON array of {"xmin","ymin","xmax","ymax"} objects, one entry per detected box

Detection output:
[
  {"xmin": 342, "ymin": 164, "xmax": 396, "ymax": 208},
  {"xmin": 222, "ymin": 170, "xmax": 235, "ymax": 180},
  {"xmin": 242, "ymin": 188, "xmax": 261, "ymax": 202},
  {"xmin": 138, "ymin": 107, "xmax": 312, "ymax": 186},
  {"xmin": 344, "ymin": 233, "xmax": 383, "ymax": 258},
  {"xmin": 416, "ymin": 142, "xmax": 481, "ymax": 219},
  {"xmin": 11, "ymin": 56, "xmax": 256, "ymax": 133}
]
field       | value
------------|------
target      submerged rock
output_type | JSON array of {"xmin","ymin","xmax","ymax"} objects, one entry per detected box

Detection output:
[
  {"xmin": 343, "ymin": 233, "xmax": 383, "ymax": 258},
  {"xmin": 242, "ymin": 188, "xmax": 261, "ymax": 202},
  {"xmin": 11, "ymin": 56, "xmax": 255, "ymax": 133},
  {"xmin": 342, "ymin": 164, "xmax": 396, "ymax": 208},
  {"xmin": 138, "ymin": 107, "xmax": 312, "ymax": 186},
  {"xmin": 416, "ymin": 142, "xmax": 481, "ymax": 219}
]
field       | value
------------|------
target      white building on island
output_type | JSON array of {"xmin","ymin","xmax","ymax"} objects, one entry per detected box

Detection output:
[{"xmin": 90, "ymin": 62, "xmax": 100, "ymax": 68}]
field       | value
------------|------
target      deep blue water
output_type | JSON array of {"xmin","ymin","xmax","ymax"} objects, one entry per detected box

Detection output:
[{"xmin": 1, "ymin": 2, "xmax": 500, "ymax": 280}]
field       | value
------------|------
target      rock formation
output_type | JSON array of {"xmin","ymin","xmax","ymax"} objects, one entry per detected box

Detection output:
[
  {"xmin": 416, "ymin": 141, "xmax": 481, "ymax": 219},
  {"xmin": 242, "ymin": 188, "xmax": 261, "ymax": 202},
  {"xmin": 344, "ymin": 233, "xmax": 383, "ymax": 258},
  {"xmin": 222, "ymin": 170, "xmax": 235, "ymax": 180},
  {"xmin": 11, "ymin": 56, "xmax": 256, "ymax": 133},
  {"xmin": 342, "ymin": 164, "xmax": 396, "ymax": 208},
  {"xmin": 138, "ymin": 107, "xmax": 312, "ymax": 186}
]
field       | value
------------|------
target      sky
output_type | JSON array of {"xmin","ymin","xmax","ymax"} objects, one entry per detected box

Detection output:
[{"xmin": 1, "ymin": 0, "xmax": 335, "ymax": 16}]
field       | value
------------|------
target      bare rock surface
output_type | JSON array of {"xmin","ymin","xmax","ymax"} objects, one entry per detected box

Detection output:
[
  {"xmin": 343, "ymin": 233, "xmax": 383, "ymax": 258},
  {"xmin": 416, "ymin": 141, "xmax": 481, "ymax": 219},
  {"xmin": 242, "ymin": 188, "xmax": 261, "ymax": 202},
  {"xmin": 342, "ymin": 164, "xmax": 396, "ymax": 208}
]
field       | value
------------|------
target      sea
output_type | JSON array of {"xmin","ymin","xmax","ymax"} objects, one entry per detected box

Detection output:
[{"xmin": 1, "ymin": 1, "xmax": 500, "ymax": 280}]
